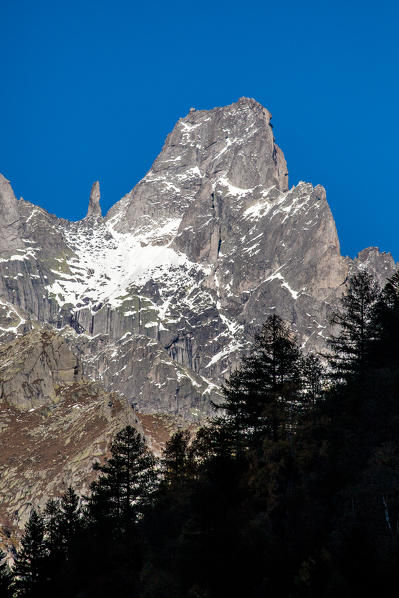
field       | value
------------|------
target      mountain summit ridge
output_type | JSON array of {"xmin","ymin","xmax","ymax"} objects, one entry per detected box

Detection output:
[{"xmin": 105, "ymin": 96, "xmax": 288, "ymax": 238}]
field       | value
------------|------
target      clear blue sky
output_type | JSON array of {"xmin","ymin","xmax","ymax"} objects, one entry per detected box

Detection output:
[{"xmin": 1, "ymin": 0, "xmax": 398, "ymax": 259}]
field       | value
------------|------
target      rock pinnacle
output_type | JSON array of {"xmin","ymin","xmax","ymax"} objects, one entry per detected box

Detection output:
[
  {"xmin": 86, "ymin": 181, "xmax": 102, "ymax": 219},
  {"xmin": 0, "ymin": 173, "xmax": 23, "ymax": 253}
]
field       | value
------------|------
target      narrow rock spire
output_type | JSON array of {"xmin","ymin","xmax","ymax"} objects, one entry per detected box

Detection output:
[
  {"xmin": 0, "ymin": 173, "xmax": 23, "ymax": 253},
  {"xmin": 86, "ymin": 181, "xmax": 102, "ymax": 219}
]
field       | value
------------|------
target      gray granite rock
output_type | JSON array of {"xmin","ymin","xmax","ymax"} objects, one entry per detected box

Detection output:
[
  {"xmin": 86, "ymin": 181, "xmax": 102, "ymax": 219},
  {"xmin": 0, "ymin": 174, "xmax": 23, "ymax": 255},
  {"xmin": 0, "ymin": 98, "xmax": 396, "ymax": 421},
  {"xmin": 0, "ymin": 329, "xmax": 84, "ymax": 411}
]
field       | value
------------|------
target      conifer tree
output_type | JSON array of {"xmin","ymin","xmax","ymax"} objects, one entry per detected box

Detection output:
[
  {"xmin": 13, "ymin": 510, "xmax": 47, "ymax": 597},
  {"xmin": 88, "ymin": 425, "xmax": 157, "ymax": 533},
  {"xmin": 0, "ymin": 550, "xmax": 12, "ymax": 597},
  {"xmin": 58, "ymin": 487, "xmax": 80, "ymax": 551},
  {"xmin": 41, "ymin": 498, "xmax": 64, "ymax": 589},
  {"xmin": 300, "ymin": 353, "xmax": 325, "ymax": 408},
  {"xmin": 40, "ymin": 488, "xmax": 82, "ymax": 597},
  {"xmin": 189, "ymin": 422, "xmax": 236, "ymax": 464},
  {"xmin": 161, "ymin": 430, "xmax": 191, "ymax": 487},
  {"xmin": 75, "ymin": 427, "xmax": 158, "ymax": 597},
  {"xmin": 43, "ymin": 487, "xmax": 81, "ymax": 576},
  {"xmin": 370, "ymin": 270, "xmax": 399, "ymax": 367},
  {"xmin": 328, "ymin": 271, "xmax": 380, "ymax": 382},
  {"xmin": 43, "ymin": 499, "xmax": 62, "ymax": 553},
  {"xmin": 216, "ymin": 314, "xmax": 301, "ymax": 449}
]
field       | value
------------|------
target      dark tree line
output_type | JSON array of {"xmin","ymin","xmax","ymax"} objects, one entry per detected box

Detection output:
[{"xmin": 3, "ymin": 270, "xmax": 399, "ymax": 596}]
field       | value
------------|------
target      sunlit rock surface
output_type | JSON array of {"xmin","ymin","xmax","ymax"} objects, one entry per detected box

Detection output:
[{"xmin": 0, "ymin": 98, "xmax": 396, "ymax": 422}]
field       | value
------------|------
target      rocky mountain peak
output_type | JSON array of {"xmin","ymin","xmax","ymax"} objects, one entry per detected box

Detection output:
[
  {"xmin": 105, "ymin": 98, "xmax": 288, "ymax": 235},
  {"xmin": 351, "ymin": 246, "xmax": 396, "ymax": 286},
  {"xmin": 237, "ymin": 95, "xmax": 272, "ymax": 117},
  {"xmin": 86, "ymin": 181, "xmax": 102, "ymax": 219},
  {"xmin": 0, "ymin": 99, "xmax": 397, "ymax": 423},
  {"xmin": 0, "ymin": 99, "xmax": 397, "ymax": 538}
]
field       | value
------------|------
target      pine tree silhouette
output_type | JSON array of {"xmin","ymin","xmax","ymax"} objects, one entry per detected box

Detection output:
[
  {"xmin": 215, "ymin": 314, "xmax": 301, "ymax": 449},
  {"xmin": 161, "ymin": 430, "xmax": 192, "ymax": 487},
  {"xmin": 13, "ymin": 510, "xmax": 47, "ymax": 597},
  {"xmin": 88, "ymin": 425, "xmax": 157, "ymax": 533},
  {"xmin": 328, "ymin": 271, "xmax": 380, "ymax": 382},
  {"xmin": 0, "ymin": 550, "xmax": 12, "ymax": 597}
]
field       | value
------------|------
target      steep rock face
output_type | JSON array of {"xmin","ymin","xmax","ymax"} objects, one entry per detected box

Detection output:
[
  {"xmin": 0, "ymin": 175, "xmax": 23, "ymax": 255},
  {"xmin": 0, "ymin": 300, "xmax": 31, "ymax": 343},
  {"xmin": 0, "ymin": 98, "xmax": 396, "ymax": 420},
  {"xmin": 106, "ymin": 97, "xmax": 288, "ymax": 237},
  {"xmin": 66, "ymin": 329, "xmax": 219, "ymax": 420},
  {"xmin": 0, "ymin": 329, "xmax": 83, "ymax": 410}
]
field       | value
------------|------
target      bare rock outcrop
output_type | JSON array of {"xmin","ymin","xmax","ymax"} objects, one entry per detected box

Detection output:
[
  {"xmin": 86, "ymin": 181, "xmax": 102, "ymax": 219},
  {"xmin": 0, "ymin": 174, "xmax": 23, "ymax": 255},
  {"xmin": 0, "ymin": 329, "xmax": 83, "ymax": 410}
]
